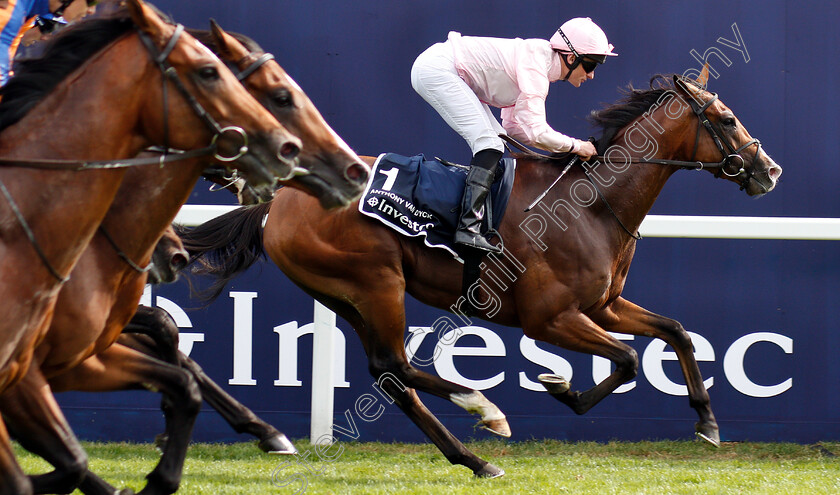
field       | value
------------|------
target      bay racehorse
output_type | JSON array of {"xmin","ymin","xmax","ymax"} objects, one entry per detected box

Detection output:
[
  {"xmin": 0, "ymin": 0, "xmax": 309, "ymax": 493},
  {"xmin": 179, "ymin": 72, "xmax": 781, "ymax": 477},
  {"xmin": 1, "ymin": 20, "xmax": 370, "ymax": 495}
]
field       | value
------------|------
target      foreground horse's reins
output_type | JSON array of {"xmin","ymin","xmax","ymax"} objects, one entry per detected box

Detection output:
[
  {"xmin": 522, "ymin": 80, "xmax": 764, "ymax": 240},
  {"xmin": 105, "ymin": 48, "xmax": 287, "ymax": 275},
  {"xmin": 0, "ymin": 24, "xmax": 254, "ymax": 283}
]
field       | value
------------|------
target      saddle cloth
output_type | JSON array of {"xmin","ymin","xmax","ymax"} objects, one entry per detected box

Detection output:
[{"xmin": 358, "ymin": 153, "xmax": 516, "ymax": 258}]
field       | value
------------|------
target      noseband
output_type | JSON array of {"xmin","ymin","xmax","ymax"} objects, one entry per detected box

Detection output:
[
  {"xmin": 682, "ymin": 90, "xmax": 762, "ymax": 191},
  {"xmin": 208, "ymin": 50, "xmax": 310, "ymax": 183}
]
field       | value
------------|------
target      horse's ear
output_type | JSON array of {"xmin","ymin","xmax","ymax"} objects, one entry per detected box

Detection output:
[
  {"xmin": 209, "ymin": 18, "xmax": 245, "ymax": 60},
  {"xmin": 696, "ymin": 63, "xmax": 710, "ymax": 89},
  {"xmin": 127, "ymin": 0, "xmax": 166, "ymax": 40},
  {"xmin": 209, "ymin": 19, "xmax": 229, "ymax": 53}
]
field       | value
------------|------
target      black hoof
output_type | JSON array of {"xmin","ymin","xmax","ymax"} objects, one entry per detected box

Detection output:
[
  {"xmin": 474, "ymin": 462, "xmax": 505, "ymax": 478},
  {"xmin": 259, "ymin": 434, "xmax": 297, "ymax": 455}
]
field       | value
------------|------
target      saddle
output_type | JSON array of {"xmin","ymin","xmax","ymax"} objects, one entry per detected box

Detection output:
[{"xmin": 358, "ymin": 153, "xmax": 516, "ymax": 260}]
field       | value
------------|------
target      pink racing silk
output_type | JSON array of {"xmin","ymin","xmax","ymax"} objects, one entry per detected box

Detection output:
[{"xmin": 447, "ymin": 31, "xmax": 576, "ymax": 153}]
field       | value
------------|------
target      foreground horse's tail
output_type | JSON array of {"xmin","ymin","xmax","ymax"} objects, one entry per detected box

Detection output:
[{"xmin": 176, "ymin": 202, "xmax": 272, "ymax": 302}]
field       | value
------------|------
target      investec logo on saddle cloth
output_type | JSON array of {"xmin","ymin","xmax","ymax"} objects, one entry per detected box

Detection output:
[{"xmin": 359, "ymin": 153, "xmax": 516, "ymax": 258}]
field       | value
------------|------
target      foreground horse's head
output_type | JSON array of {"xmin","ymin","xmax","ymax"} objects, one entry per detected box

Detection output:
[
  {"xmin": 187, "ymin": 21, "xmax": 370, "ymax": 209},
  {"xmin": 591, "ymin": 72, "xmax": 782, "ymax": 198},
  {"xmin": 125, "ymin": 0, "xmax": 306, "ymax": 187},
  {"xmin": 671, "ymin": 74, "xmax": 782, "ymax": 197}
]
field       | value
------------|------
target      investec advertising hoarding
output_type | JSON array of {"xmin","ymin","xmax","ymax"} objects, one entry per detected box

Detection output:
[{"xmin": 59, "ymin": 237, "xmax": 831, "ymax": 445}]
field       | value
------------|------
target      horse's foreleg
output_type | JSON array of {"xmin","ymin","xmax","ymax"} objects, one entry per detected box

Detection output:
[
  {"xmin": 49, "ymin": 344, "xmax": 201, "ymax": 495},
  {"xmin": 119, "ymin": 319, "xmax": 296, "ymax": 455},
  {"xmin": 0, "ymin": 367, "xmax": 94, "ymax": 494},
  {"xmin": 0, "ymin": 419, "xmax": 32, "ymax": 495},
  {"xmin": 375, "ymin": 374, "xmax": 504, "ymax": 478},
  {"xmin": 593, "ymin": 297, "xmax": 719, "ymax": 445},
  {"xmin": 525, "ymin": 309, "xmax": 639, "ymax": 415},
  {"xmin": 121, "ymin": 305, "xmax": 180, "ymax": 365},
  {"xmin": 174, "ymin": 351, "xmax": 296, "ymax": 454}
]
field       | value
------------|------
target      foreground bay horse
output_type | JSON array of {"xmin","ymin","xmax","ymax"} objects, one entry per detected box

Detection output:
[
  {"xmin": 0, "ymin": 1, "xmax": 307, "ymax": 493},
  {"xmin": 0, "ymin": 19, "xmax": 370, "ymax": 495},
  {"xmin": 180, "ymin": 74, "xmax": 782, "ymax": 477}
]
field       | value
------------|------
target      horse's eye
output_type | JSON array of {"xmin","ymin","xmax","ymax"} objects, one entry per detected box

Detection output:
[
  {"xmin": 198, "ymin": 66, "xmax": 220, "ymax": 81},
  {"xmin": 271, "ymin": 89, "xmax": 293, "ymax": 108},
  {"xmin": 722, "ymin": 117, "xmax": 736, "ymax": 128}
]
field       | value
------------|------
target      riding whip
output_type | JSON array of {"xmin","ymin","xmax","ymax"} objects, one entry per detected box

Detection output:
[{"xmin": 524, "ymin": 155, "xmax": 579, "ymax": 212}]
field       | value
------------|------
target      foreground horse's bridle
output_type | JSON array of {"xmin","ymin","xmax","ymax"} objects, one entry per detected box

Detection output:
[
  {"xmin": 206, "ymin": 50, "xmax": 311, "ymax": 191},
  {"xmin": 0, "ymin": 23, "xmax": 259, "ymax": 282},
  {"xmin": 518, "ymin": 80, "xmax": 766, "ymax": 241},
  {"xmin": 592, "ymin": 82, "xmax": 764, "ymax": 192}
]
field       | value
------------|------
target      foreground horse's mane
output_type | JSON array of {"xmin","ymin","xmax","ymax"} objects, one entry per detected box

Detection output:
[
  {"xmin": 0, "ymin": 10, "xmax": 134, "ymax": 132},
  {"xmin": 511, "ymin": 74, "xmax": 682, "ymax": 164}
]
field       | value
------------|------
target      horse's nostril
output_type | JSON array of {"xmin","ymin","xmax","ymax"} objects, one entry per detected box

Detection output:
[
  {"xmin": 769, "ymin": 166, "xmax": 782, "ymax": 181},
  {"xmin": 171, "ymin": 253, "xmax": 189, "ymax": 272},
  {"xmin": 346, "ymin": 162, "xmax": 370, "ymax": 184},
  {"xmin": 279, "ymin": 142, "xmax": 300, "ymax": 161}
]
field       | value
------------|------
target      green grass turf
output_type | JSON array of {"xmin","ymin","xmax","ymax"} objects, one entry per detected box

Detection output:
[{"xmin": 13, "ymin": 439, "xmax": 840, "ymax": 494}]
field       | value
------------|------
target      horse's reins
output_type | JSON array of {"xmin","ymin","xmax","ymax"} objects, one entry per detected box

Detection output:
[
  {"xmin": 521, "ymin": 83, "xmax": 763, "ymax": 240},
  {"xmin": 111, "ymin": 49, "xmax": 298, "ymax": 275},
  {"xmin": 0, "ymin": 23, "xmax": 249, "ymax": 282}
]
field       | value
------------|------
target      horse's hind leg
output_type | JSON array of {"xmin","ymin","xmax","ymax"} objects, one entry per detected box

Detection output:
[
  {"xmin": 525, "ymin": 309, "xmax": 639, "ymax": 414},
  {"xmin": 341, "ymin": 286, "xmax": 504, "ymax": 477},
  {"xmin": 0, "ymin": 367, "xmax": 95, "ymax": 494},
  {"xmin": 593, "ymin": 297, "xmax": 719, "ymax": 445},
  {"xmin": 374, "ymin": 371, "xmax": 504, "ymax": 478},
  {"xmin": 119, "ymin": 307, "xmax": 295, "ymax": 454},
  {"xmin": 0, "ymin": 420, "xmax": 32, "ymax": 495},
  {"xmin": 49, "ymin": 344, "xmax": 202, "ymax": 495}
]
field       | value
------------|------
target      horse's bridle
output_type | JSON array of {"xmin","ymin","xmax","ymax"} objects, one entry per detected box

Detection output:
[
  {"xmin": 592, "ymin": 82, "xmax": 764, "ymax": 192},
  {"xmin": 0, "ymin": 22, "xmax": 251, "ymax": 282},
  {"xmin": 519, "ymin": 79, "xmax": 767, "ymax": 241},
  {"xmin": 205, "ymin": 50, "xmax": 311, "ymax": 189}
]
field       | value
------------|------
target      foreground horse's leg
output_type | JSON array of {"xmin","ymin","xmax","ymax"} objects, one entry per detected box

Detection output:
[
  {"xmin": 119, "ymin": 307, "xmax": 295, "ymax": 454},
  {"xmin": 49, "ymin": 344, "xmax": 201, "ymax": 495},
  {"xmin": 526, "ymin": 310, "xmax": 639, "ymax": 414},
  {"xmin": 0, "ymin": 420, "xmax": 32, "ymax": 495},
  {"xmin": 337, "ymin": 286, "xmax": 504, "ymax": 478},
  {"xmin": 0, "ymin": 368, "xmax": 94, "ymax": 494},
  {"xmin": 592, "ymin": 297, "xmax": 719, "ymax": 445}
]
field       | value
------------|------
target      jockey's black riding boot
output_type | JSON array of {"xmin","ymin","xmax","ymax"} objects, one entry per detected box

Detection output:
[{"xmin": 454, "ymin": 149, "xmax": 503, "ymax": 253}]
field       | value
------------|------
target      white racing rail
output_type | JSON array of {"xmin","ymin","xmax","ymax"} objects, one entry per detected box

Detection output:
[{"xmin": 174, "ymin": 205, "xmax": 840, "ymax": 443}]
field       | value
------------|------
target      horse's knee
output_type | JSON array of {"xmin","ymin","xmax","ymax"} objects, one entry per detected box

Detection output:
[
  {"xmin": 660, "ymin": 319, "xmax": 692, "ymax": 351},
  {"xmin": 616, "ymin": 347, "xmax": 639, "ymax": 380}
]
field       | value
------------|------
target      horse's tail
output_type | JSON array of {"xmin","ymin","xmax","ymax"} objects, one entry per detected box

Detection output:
[{"xmin": 176, "ymin": 202, "xmax": 272, "ymax": 302}]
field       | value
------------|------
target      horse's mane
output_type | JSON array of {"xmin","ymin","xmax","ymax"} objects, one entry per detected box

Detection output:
[
  {"xmin": 0, "ymin": 9, "xmax": 134, "ymax": 132},
  {"xmin": 511, "ymin": 74, "xmax": 683, "ymax": 164}
]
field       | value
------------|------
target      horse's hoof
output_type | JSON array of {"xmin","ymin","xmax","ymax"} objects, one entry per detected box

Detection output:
[
  {"xmin": 260, "ymin": 434, "xmax": 298, "ymax": 455},
  {"xmin": 480, "ymin": 418, "xmax": 511, "ymax": 438},
  {"xmin": 474, "ymin": 462, "xmax": 505, "ymax": 479},
  {"xmin": 538, "ymin": 373, "xmax": 570, "ymax": 394},
  {"xmin": 695, "ymin": 422, "xmax": 721, "ymax": 447}
]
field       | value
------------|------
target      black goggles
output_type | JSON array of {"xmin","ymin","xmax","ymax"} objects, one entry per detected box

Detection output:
[{"xmin": 579, "ymin": 54, "xmax": 607, "ymax": 73}]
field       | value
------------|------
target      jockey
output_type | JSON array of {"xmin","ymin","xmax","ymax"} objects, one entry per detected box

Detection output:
[
  {"xmin": 411, "ymin": 17, "xmax": 616, "ymax": 253},
  {"xmin": 0, "ymin": 0, "xmax": 96, "ymax": 86}
]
